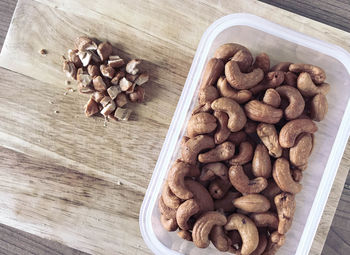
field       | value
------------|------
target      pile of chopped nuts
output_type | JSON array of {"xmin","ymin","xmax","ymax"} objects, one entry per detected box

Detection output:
[{"xmin": 62, "ymin": 36, "xmax": 149, "ymax": 121}]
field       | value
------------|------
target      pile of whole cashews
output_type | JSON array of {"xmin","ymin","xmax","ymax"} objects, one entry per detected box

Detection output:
[{"xmin": 159, "ymin": 43, "xmax": 329, "ymax": 255}]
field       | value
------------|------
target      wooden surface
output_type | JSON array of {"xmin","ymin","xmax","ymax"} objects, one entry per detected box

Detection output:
[{"xmin": 0, "ymin": 0, "xmax": 349, "ymax": 254}]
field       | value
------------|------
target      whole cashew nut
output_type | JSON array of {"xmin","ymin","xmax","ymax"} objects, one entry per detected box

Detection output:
[
  {"xmin": 233, "ymin": 194, "xmax": 271, "ymax": 213},
  {"xmin": 297, "ymin": 72, "xmax": 330, "ymax": 97},
  {"xmin": 276, "ymin": 85, "xmax": 305, "ymax": 120},
  {"xmin": 252, "ymin": 144, "xmax": 272, "ymax": 178},
  {"xmin": 198, "ymin": 141, "xmax": 235, "ymax": 163},
  {"xmin": 244, "ymin": 100, "xmax": 283, "ymax": 124},
  {"xmin": 158, "ymin": 196, "xmax": 177, "ymax": 220},
  {"xmin": 310, "ymin": 93, "xmax": 328, "ymax": 121},
  {"xmin": 263, "ymin": 89, "xmax": 281, "ymax": 108},
  {"xmin": 231, "ymin": 49, "xmax": 254, "ymax": 73},
  {"xmin": 279, "ymin": 119, "xmax": 317, "ymax": 148},
  {"xmin": 257, "ymin": 123, "xmax": 282, "ymax": 158},
  {"xmin": 270, "ymin": 62, "xmax": 292, "ymax": 72},
  {"xmin": 210, "ymin": 225, "xmax": 232, "ymax": 252},
  {"xmin": 181, "ymin": 135, "xmax": 215, "ymax": 164},
  {"xmin": 289, "ymin": 133, "xmax": 313, "ymax": 169},
  {"xmin": 262, "ymin": 231, "xmax": 285, "ymax": 255},
  {"xmin": 225, "ymin": 213, "xmax": 259, "ymax": 255},
  {"xmin": 199, "ymin": 85, "xmax": 219, "ymax": 105},
  {"xmin": 192, "ymin": 211, "xmax": 227, "ymax": 248},
  {"xmin": 225, "ymin": 60, "xmax": 264, "ymax": 90},
  {"xmin": 167, "ymin": 160, "xmax": 194, "ymax": 199},
  {"xmin": 250, "ymin": 212, "xmax": 279, "ymax": 230},
  {"xmin": 214, "ymin": 43, "xmax": 250, "ymax": 62},
  {"xmin": 250, "ymin": 71, "xmax": 285, "ymax": 95},
  {"xmin": 211, "ymin": 97, "xmax": 247, "ymax": 132},
  {"xmin": 192, "ymin": 103, "xmax": 212, "ymax": 115},
  {"xmin": 253, "ymin": 53, "xmax": 270, "ymax": 74},
  {"xmin": 289, "ymin": 63, "xmax": 326, "ymax": 84},
  {"xmin": 228, "ymin": 131, "xmax": 248, "ymax": 145},
  {"xmin": 185, "ymin": 179, "xmax": 214, "ymax": 212},
  {"xmin": 272, "ymin": 158, "xmax": 302, "ymax": 194},
  {"xmin": 161, "ymin": 180, "xmax": 181, "ymax": 209},
  {"xmin": 187, "ymin": 112, "xmax": 217, "ymax": 138},
  {"xmin": 177, "ymin": 229, "xmax": 192, "ymax": 241},
  {"xmin": 229, "ymin": 141, "xmax": 254, "ymax": 165},
  {"xmin": 217, "ymin": 76, "xmax": 252, "ymax": 104},
  {"xmin": 214, "ymin": 111, "xmax": 231, "ymax": 144},
  {"xmin": 229, "ymin": 164, "xmax": 268, "ymax": 194},
  {"xmin": 199, "ymin": 58, "xmax": 224, "ymax": 89},
  {"xmin": 176, "ymin": 199, "xmax": 200, "ymax": 230},
  {"xmin": 160, "ymin": 214, "xmax": 178, "ymax": 232},
  {"xmin": 200, "ymin": 162, "xmax": 228, "ymax": 182},
  {"xmin": 214, "ymin": 191, "xmax": 241, "ymax": 212},
  {"xmin": 275, "ymin": 192, "xmax": 296, "ymax": 234},
  {"xmin": 209, "ymin": 178, "xmax": 232, "ymax": 199}
]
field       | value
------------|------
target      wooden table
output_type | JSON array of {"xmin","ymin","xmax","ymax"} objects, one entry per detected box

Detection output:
[{"xmin": 0, "ymin": 0, "xmax": 349, "ymax": 254}]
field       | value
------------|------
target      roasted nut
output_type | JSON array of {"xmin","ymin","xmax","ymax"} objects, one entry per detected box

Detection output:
[
  {"xmin": 211, "ymin": 97, "xmax": 247, "ymax": 132},
  {"xmin": 129, "ymin": 86, "xmax": 145, "ymax": 103},
  {"xmin": 310, "ymin": 93, "xmax": 328, "ymax": 121},
  {"xmin": 107, "ymin": 85, "xmax": 121, "ymax": 100},
  {"xmin": 77, "ymin": 83, "xmax": 94, "ymax": 94},
  {"xmin": 292, "ymin": 169, "xmax": 303, "ymax": 182},
  {"xmin": 225, "ymin": 60, "xmax": 264, "ymax": 89},
  {"xmin": 177, "ymin": 230, "xmax": 192, "ymax": 241},
  {"xmin": 119, "ymin": 77, "xmax": 133, "ymax": 91},
  {"xmin": 289, "ymin": 63, "xmax": 326, "ymax": 84},
  {"xmin": 92, "ymin": 76, "xmax": 107, "ymax": 92},
  {"xmin": 208, "ymin": 178, "xmax": 232, "ymax": 199},
  {"xmin": 279, "ymin": 119, "xmax": 317, "ymax": 148},
  {"xmin": 176, "ymin": 199, "xmax": 200, "ymax": 230},
  {"xmin": 87, "ymin": 64, "xmax": 100, "ymax": 78},
  {"xmin": 229, "ymin": 164, "xmax": 268, "ymax": 194},
  {"xmin": 225, "ymin": 213, "xmax": 259, "ymax": 255},
  {"xmin": 76, "ymin": 68, "xmax": 92, "ymax": 87},
  {"xmin": 68, "ymin": 49, "xmax": 83, "ymax": 68},
  {"xmin": 270, "ymin": 62, "xmax": 292, "ymax": 72},
  {"xmin": 253, "ymin": 52, "xmax": 270, "ymax": 74},
  {"xmin": 167, "ymin": 160, "xmax": 194, "ymax": 200},
  {"xmin": 84, "ymin": 98, "xmax": 99, "ymax": 117},
  {"xmin": 250, "ymin": 71, "xmax": 285, "ymax": 95},
  {"xmin": 228, "ymin": 131, "xmax": 247, "ymax": 145},
  {"xmin": 289, "ymin": 133, "xmax": 313, "ymax": 169},
  {"xmin": 233, "ymin": 194, "xmax": 271, "ymax": 213},
  {"xmin": 91, "ymin": 91, "xmax": 105, "ymax": 103},
  {"xmin": 74, "ymin": 36, "xmax": 97, "ymax": 51},
  {"xmin": 126, "ymin": 59, "xmax": 141, "ymax": 75},
  {"xmin": 217, "ymin": 76, "xmax": 252, "ymax": 104},
  {"xmin": 199, "ymin": 85, "xmax": 219, "ymax": 105},
  {"xmin": 210, "ymin": 225, "xmax": 232, "ymax": 252},
  {"xmin": 181, "ymin": 135, "xmax": 215, "ymax": 164},
  {"xmin": 100, "ymin": 64, "xmax": 115, "ymax": 79},
  {"xmin": 200, "ymin": 162, "xmax": 228, "ymax": 182},
  {"xmin": 158, "ymin": 196, "xmax": 177, "ymax": 220},
  {"xmin": 275, "ymin": 192, "xmax": 296, "ymax": 234},
  {"xmin": 263, "ymin": 231, "xmax": 285, "ymax": 255},
  {"xmin": 229, "ymin": 141, "xmax": 254, "ymax": 165},
  {"xmin": 231, "ymin": 49, "xmax": 254, "ymax": 73},
  {"xmin": 187, "ymin": 112, "xmax": 217, "ymax": 138},
  {"xmin": 62, "ymin": 61, "xmax": 77, "ymax": 80},
  {"xmin": 135, "ymin": 72, "xmax": 149, "ymax": 86},
  {"xmin": 78, "ymin": 51, "xmax": 92, "ymax": 67},
  {"xmin": 185, "ymin": 179, "xmax": 214, "ymax": 212},
  {"xmin": 200, "ymin": 58, "xmax": 224, "ymax": 89},
  {"xmin": 214, "ymin": 111, "xmax": 231, "ymax": 144},
  {"xmin": 108, "ymin": 55, "xmax": 125, "ymax": 68},
  {"xmin": 114, "ymin": 107, "xmax": 132, "ymax": 121},
  {"xmin": 100, "ymin": 96, "xmax": 112, "ymax": 107},
  {"xmin": 115, "ymin": 92, "xmax": 128, "ymax": 107},
  {"xmin": 111, "ymin": 70, "xmax": 125, "ymax": 86},
  {"xmin": 97, "ymin": 42, "xmax": 113, "ymax": 61},
  {"xmin": 252, "ymin": 144, "xmax": 272, "ymax": 178},
  {"xmin": 297, "ymin": 72, "xmax": 330, "ymax": 97},
  {"xmin": 276, "ymin": 85, "xmax": 305, "ymax": 120},
  {"xmin": 244, "ymin": 100, "xmax": 283, "ymax": 124},
  {"xmin": 198, "ymin": 141, "xmax": 235, "ymax": 163},
  {"xmin": 100, "ymin": 100, "xmax": 116, "ymax": 116},
  {"xmin": 214, "ymin": 43, "xmax": 249, "ymax": 62},
  {"xmin": 263, "ymin": 89, "xmax": 281, "ymax": 108},
  {"xmin": 250, "ymin": 212, "xmax": 278, "ymax": 230},
  {"xmin": 272, "ymin": 158, "xmax": 302, "ymax": 194},
  {"xmin": 214, "ymin": 191, "xmax": 241, "ymax": 212},
  {"xmin": 257, "ymin": 123, "xmax": 282, "ymax": 158},
  {"xmin": 284, "ymin": 71, "xmax": 297, "ymax": 87},
  {"xmin": 251, "ymin": 230, "xmax": 268, "ymax": 255},
  {"xmin": 161, "ymin": 180, "xmax": 181, "ymax": 209},
  {"xmin": 160, "ymin": 214, "xmax": 178, "ymax": 232}
]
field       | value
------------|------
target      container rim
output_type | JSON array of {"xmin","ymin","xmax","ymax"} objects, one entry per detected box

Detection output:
[{"xmin": 140, "ymin": 13, "xmax": 350, "ymax": 255}]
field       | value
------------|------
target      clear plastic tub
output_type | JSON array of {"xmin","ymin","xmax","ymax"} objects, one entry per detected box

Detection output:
[{"xmin": 140, "ymin": 13, "xmax": 350, "ymax": 255}]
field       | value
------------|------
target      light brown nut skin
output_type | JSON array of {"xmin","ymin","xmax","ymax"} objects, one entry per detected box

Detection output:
[
  {"xmin": 250, "ymin": 212, "xmax": 278, "ymax": 230},
  {"xmin": 245, "ymin": 100, "xmax": 283, "ymax": 124},
  {"xmin": 199, "ymin": 58, "xmax": 224, "ymax": 89},
  {"xmin": 270, "ymin": 62, "xmax": 292, "ymax": 72},
  {"xmin": 158, "ymin": 196, "xmax": 177, "ymax": 219},
  {"xmin": 160, "ymin": 214, "xmax": 178, "ymax": 232},
  {"xmin": 263, "ymin": 89, "xmax": 281, "ymax": 108},
  {"xmin": 200, "ymin": 162, "xmax": 228, "ymax": 182},
  {"xmin": 261, "ymin": 180, "xmax": 282, "ymax": 212},
  {"xmin": 214, "ymin": 43, "xmax": 249, "ymax": 62},
  {"xmin": 167, "ymin": 160, "xmax": 194, "ymax": 200},
  {"xmin": 97, "ymin": 42, "xmax": 113, "ymax": 62},
  {"xmin": 252, "ymin": 144, "xmax": 272, "ymax": 178},
  {"xmin": 225, "ymin": 213, "xmax": 259, "ymax": 255},
  {"xmin": 250, "ymin": 230, "xmax": 268, "ymax": 255},
  {"xmin": 275, "ymin": 192, "xmax": 296, "ymax": 234},
  {"xmin": 176, "ymin": 199, "xmax": 200, "ymax": 230},
  {"xmin": 229, "ymin": 164, "xmax": 268, "ymax": 194},
  {"xmin": 214, "ymin": 111, "xmax": 231, "ymax": 144},
  {"xmin": 199, "ymin": 85, "xmax": 219, "ymax": 105},
  {"xmin": 231, "ymin": 49, "xmax": 254, "ymax": 73},
  {"xmin": 253, "ymin": 53, "xmax": 270, "ymax": 74},
  {"xmin": 181, "ymin": 135, "xmax": 215, "ymax": 164},
  {"xmin": 198, "ymin": 141, "xmax": 235, "ymax": 163},
  {"xmin": 310, "ymin": 93, "xmax": 328, "ymax": 121},
  {"xmin": 289, "ymin": 133, "xmax": 313, "ymax": 169},
  {"xmin": 229, "ymin": 141, "xmax": 254, "ymax": 165},
  {"xmin": 225, "ymin": 60, "xmax": 264, "ymax": 90},
  {"xmin": 257, "ymin": 123, "xmax": 282, "ymax": 158},
  {"xmin": 233, "ymin": 194, "xmax": 271, "ymax": 213},
  {"xmin": 185, "ymin": 179, "xmax": 214, "ymax": 212},
  {"xmin": 161, "ymin": 180, "xmax": 181, "ymax": 209},
  {"xmin": 177, "ymin": 230, "xmax": 192, "ymax": 241},
  {"xmin": 228, "ymin": 131, "xmax": 247, "ymax": 145},
  {"xmin": 217, "ymin": 76, "xmax": 252, "ymax": 104},
  {"xmin": 192, "ymin": 211, "xmax": 227, "ymax": 248},
  {"xmin": 289, "ymin": 63, "xmax": 326, "ymax": 84},
  {"xmin": 297, "ymin": 72, "xmax": 330, "ymax": 97},
  {"xmin": 209, "ymin": 178, "xmax": 232, "ymax": 199},
  {"xmin": 214, "ymin": 191, "xmax": 241, "ymax": 212},
  {"xmin": 279, "ymin": 119, "xmax": 317, "ymax": 148},
  {"xmin": 210, "ymin": 225, "xmax": 232, "ymax": 252},
  {"xmin": 292, "ymin": 169, "xmax": 303, "ymax": 182},
  {"xmin": 74, "ymin": 36, "xmax": 97, "ymax": 51},
  {"xmin": 272, "ymin": 158, "xmax": 302, "ymax": 194},
  {"xmin": 187, "ymin": 112, "xmax": 217, "ymax": 138},
  {"xmin": 262, "ymin": 231, "xmax": 285, "ymax": 255},
  {"xmin": 211, "ymin": 97, "xmax": 247, "ymax": 132},
  {"xmin": 284, "ymin": 71, "xmax": 297, "ymax": 87},
  {"xmin": 250, "ymin": 71, "xmax": 285, "ymax": 95},
  {"xmin": 192, "ymin": 103, "xmax": 212, "ymax": 115},
  {"xmin": 276, "ymin": 85, "xmax": 305, "ymax": 120}
]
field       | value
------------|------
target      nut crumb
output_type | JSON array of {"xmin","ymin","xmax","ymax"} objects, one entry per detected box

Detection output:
[
  {"xmin": 39, "ymin": 49, "xmax": 47, "ymax": 55},
  {"xmin": 54, "ymin": 110, "xmax": 59, "ymax": 114},
  {"xmin": 65, "ymin": 80, "xmax": 71, "ymax": 86},
  {"xmin": 49, "ymin": 101, "xmax": 54, "ymax": 104},
  {"xmin": 117, "ymin": 180, "xmax": 122, "ymax": 185}
]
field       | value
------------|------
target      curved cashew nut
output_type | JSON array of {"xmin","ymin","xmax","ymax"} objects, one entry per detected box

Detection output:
[
  {"xmin": 160, "ymin": 214, "xmax": 178, "ymax": 232},
  {"xmin": 272, "ymin": 158, "xmax": 302, "ymax": 194},
  {"xmin": 200, "ymin": 162, "xmax": 228, "ymax": 182},
  {"xmin": 158, "ymin": 196, "xmax": 177, "ymax": 220},
  {"xmin": 161, "ymin": 180, "xmax": 181, "ymax": 209},
  {"xmin": 167, "ymin": 160, "xmax": 194, "ymax": 199},
  {"xmin": 217, "ymin": 76, "xmax": 252, "ymax": 104},
  {"xmin": 211, "ymin": 97, "xmax": 247, "ymax": 132},
  {"xmin": 244, "ymin": 100, "xmax": 283, "ymax": 124},
  {"xmin": 253, "ymin": 52, "xmax": 270, "ymax": 74},
  {"xmin": 177, "ymin": 229, "xmax": 192, "ymax": 241},
  {"xmin": 185, "ymin": 179, "xmax": 214, "ymax": 212},
  {"xmin": 275, "ymin": 192, "xmax": 296, "ymax": 234},
  {"xmin": 231, "ymin": 49, "xmax": 254, "ymax": 73},
  {"xmin": 289, "ymin": 133, "xmax": 313, "ymax": 169},
  {"xmin": 214, "ymin": 111, "xmax": 231, "ymax": 144},
  {"xmin": 181, "ymin": 135, "xmax": 215, "ymax": 164},
  {"xmin": 199, "ymin": 85, "xmax": 219, "ymax": 105},
  {"xmin": 214, "ymin": 43, "xmax": 250, "ymax": 62},
  {"xmin": 192, "ymin": 211, "xmax": 227, "ymax": 248},
  {"xmin": 228, "ymin": 131, "xmax": 248, "ymax": 145},
  {"xmin": 297, "ymin": 72, "xmax": 330, "ymax": 97},
  {"xmin": 233, "ymin": 194, "xmax": 271, "ymax": 213},
  {"xmin": 225, "ymin": 213, "xmax": 259, "ymax": 255},
  {"xmin": 187, "ymin": 112, "xmax": 217, "ymax": 138},
  {"xmin": 290, "ymin": 63, "xmax": 326, "ymax": 84},
  {"xmin": 279, "ymin": 119, "xmax": 317, "ymax": 148},
  {"xmin": 229, "ymin": 141, "xmax": 254, "ymax": 165},
  {"xmin": 229, "ymin": 164, "xmax": 268, "ymax": 194},
  {"xmin": 263, "ymin": 231, "xmax": 285, "ymax": 255},
  {"xmin": 250, "ymin": 230, "xmax": 268, "ymax": 255},
  {"xmin": 192, "ymin": 102, "xmax": 211, "ymax": 115},
  {"xmin": 252, "ymin": 144, "xmax": 272, "ymax": 178},
  {"xmin": 199, "ymin": 58, "xmax": 224, "ymax": 89},
  {"xmin": 276, "ymin": 85, "xmax": 305, "ymax": 120},
  {"xmin": 208, "ymin": 178, "xmax": 232, "ymax": 199},
  {"xmin": 310, "ymin": 93, "xmax": 328, "ymax": 121},
  {"xmin": 270, "ymin": 62, "xmax": 292, "ymax": 72},
  {"xmin": 263, "ymin": 89, "xmax": 281, "ymax": 108},
  {"xmin": 225, "ymin": 60, "xmax": 264, "ymax": 89},
  {"xmin": 250, "ymin": 212, "xmax": 279, "ymax": 230},
  {"xmin": 210, "ymin": 225, "xmax": 232, "ymax": 252},
  {"xmin": 284, "ymin": 71, "xmax": 298, "ymax": 87},
  {"xmin": 198, "ymin": 141, "xmax": 235, "ymax": 163},
  {"xmin": 250, "ymin": 71, "xmax": 285, "ymax": 95},
  {"xmin": 257, "ymin": 123, "xmax": 282, "ymax": 158},
  {"xmin": 214, "ymin": 191, "xmax": 241, "ymax": 212},
  {"xmin": 176, "ymin": 199, "xmax": 200, "ymax": 230}
]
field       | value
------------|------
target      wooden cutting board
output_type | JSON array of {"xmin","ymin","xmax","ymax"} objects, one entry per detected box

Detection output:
[{"xmin": 0, "ymin": 0, "xmax": 349, "ymax": 254}]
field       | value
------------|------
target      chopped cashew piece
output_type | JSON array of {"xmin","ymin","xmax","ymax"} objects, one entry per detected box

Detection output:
[
  {"xmin": 126, "ymin": 59, "xmax": 141, "ymax": 75},
  {"xmin": 114, "ymin": 107, "xmax": 132, "ymax": 121}
]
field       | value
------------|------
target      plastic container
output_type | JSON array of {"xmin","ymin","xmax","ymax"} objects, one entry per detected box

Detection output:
[{"xmin": 140, "ymin": 13, "xmax": 350, "ymax": 255}]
